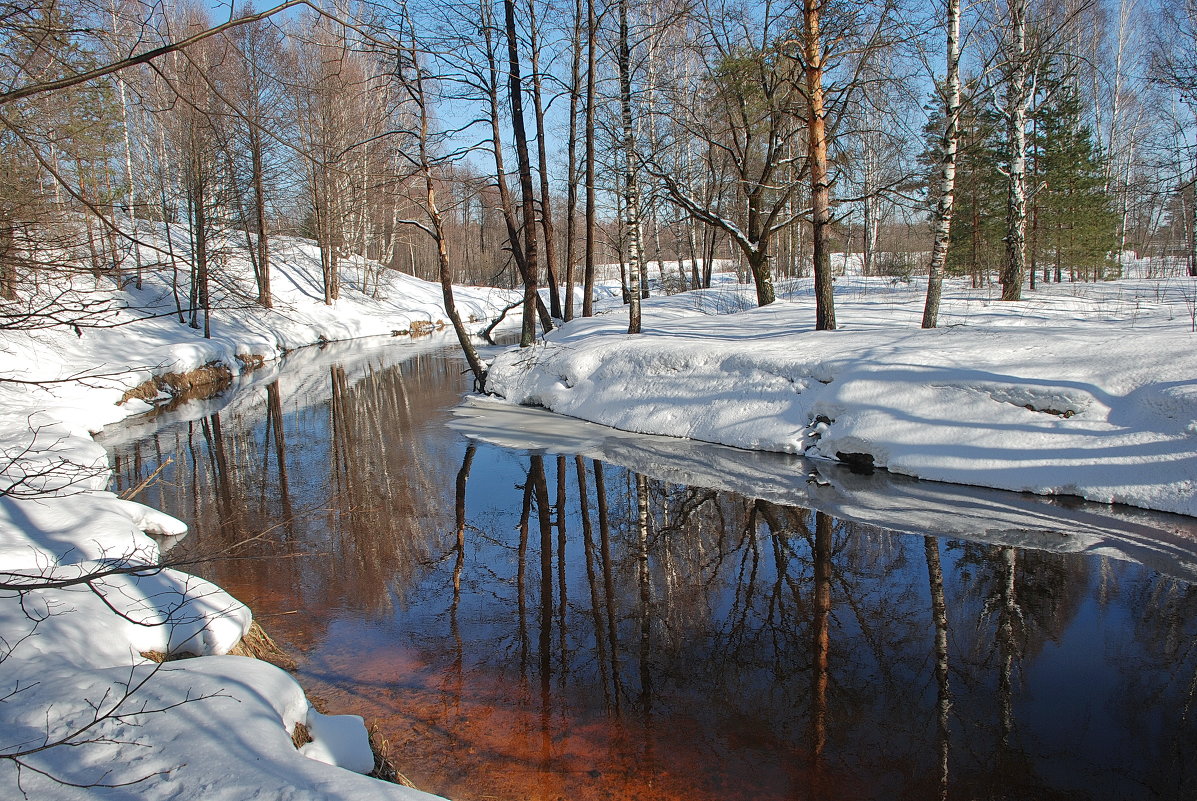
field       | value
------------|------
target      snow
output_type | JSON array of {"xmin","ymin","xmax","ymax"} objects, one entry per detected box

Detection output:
[
  {"xmin": 487, "ymin": 274, "xmax": 1197, "ymax": 518},
  {"xmin": 2, "ymin": 223, "xmax": 1194, "ymax": 799},
  {"xmin": 0, "ymin": 656, "xmax": 444, "ymax": 800},
  {"xmin": 301, "ymin": 711, "xmax": 378, "ymax": 774},
  {"xmin": 0, "ymin": 230, "xmax": 510, "ymax": 800}
]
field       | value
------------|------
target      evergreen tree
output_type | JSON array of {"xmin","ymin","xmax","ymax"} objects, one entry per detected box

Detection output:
[
  {"xmin": 930, "ymin": 89, "xmax": 1005, "ymax": 286},
  {"xmin": 1029, "ymin": 78, "xmax": 1119, "ymax": 282},
  {"xmin": 927, "ymin": 74, "xmax": 1118, "ymax": 288}
]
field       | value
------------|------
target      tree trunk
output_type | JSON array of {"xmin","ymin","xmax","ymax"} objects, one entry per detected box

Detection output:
[
  {"xmin": 505, "ymin": 0, "xmax": 548, "ymax": 345},
  {"xmin": 923, "ymin": 0, "xmax": 961, "ymax": 329},
  {"xmin": 0, "ymin": 220, "xmax": 17, "ymax": 301},
  {"xmin": 250, "ymin": 131, "xmax": 272, "ymax": 308},
  {"xmin": 804, "ymin": 0, "xmax": 836, "ymax": 330},
  {"xmin": 618, "ymin": 0, "xmax": 644, "ymax": 334},
  {"xmin": 528, "ymin": 0, "xmax": 562, "ymax": 320},
  {"xmin": 190, "ymin": 179, "xmax": 211, "ymax": 338},
  {"xmin": 582, "ymin": 0, "xmax": 597, "ymax": 318},
  {"xmin": 747, "ymin": 248, "xmax": 775, "ymax": 307},
  {"xmin": 1000, "ymin": 0, "xmax": 1030, "ymax": 302},
  {"xmin": 563, "ymin": 0, "xmax": 583, "ymax": 322},
  {"xmin": 1190, "ymin": 179, "xmax": 1197, "ymax": 277}
]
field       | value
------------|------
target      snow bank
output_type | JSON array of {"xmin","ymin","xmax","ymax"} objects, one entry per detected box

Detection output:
[
  {"xmin": 487, "ymin": 275, "xmax": 1197, "ymax": 518},
  {"xmin": 451, "ymin": 395, "xmax": 1197, "ymax": 585},
  {"xmin": 0, "ymin": 656, "xmax": 445, "ymax": 800},
  {"xmin": 0, "ymin": 235, "xmax": 494, "ymax": 799}
]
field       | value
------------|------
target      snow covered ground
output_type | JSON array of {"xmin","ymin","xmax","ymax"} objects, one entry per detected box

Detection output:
[
  {"xmin": 0, "ymin": 233, "xmax": 514, "ymax": 800},
  {"xmin": 488, "ymin": 273, "xmax": 1197, "ymax": 518},
  {"xmin": 3, "ymin": 230, "xmax": 1195, "ymax": 799}
]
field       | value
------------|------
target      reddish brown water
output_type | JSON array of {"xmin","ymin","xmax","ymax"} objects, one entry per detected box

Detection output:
[{"xmin": 104, "ymin": 339, "xmax": 1197, "ymax": 801}]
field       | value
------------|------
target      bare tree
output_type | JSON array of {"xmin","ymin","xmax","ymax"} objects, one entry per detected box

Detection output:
[
  {"xmin": 1150, "ymin": 0, "xmax": 1197, "ymax": 277},
  {"xmin": 291, "ymin": 17, "xmax": 359, "ymax": 305},
  {"xmin": 505, "ymin": 0, "xmax": 550, "ymax": 346},
  {"xmin": 394, "ymin": 11, "xmax": 489, "ymax": 388},
  {"xmin": 221, "ymin": 9, "xmax": 287, "ymax": 308},
  {"xmin": 156, "ymin": 8, "xmax": 231, "ymax": 337},
  {"xmin": 527, "ymin": 0, "xmax": 563, "ymax": 320},
  {"xmin": 582, "ymin": 0, "xmax": 599, "ymax": 317},
  {"xmin": 652, "ymin": 0, "xmax": 806, "ymax": 309},
  {"xmin": 562, "ymin": 0, "xmax": 585, "ymax": 320}
]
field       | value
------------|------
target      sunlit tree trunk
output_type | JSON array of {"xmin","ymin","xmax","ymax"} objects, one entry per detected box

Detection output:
[
  {"xmin": 528, "ymin": 0, "xmax": 562, "ymax": 320},
  {"xmin": 563, "ymin": 0, "xmax": 583, "ymax": 321},
  {"xmin": 804, "ymin": 0, "xmax": 835, "ymax": 330},
  {"xmin": 506, "ymin": 0, "xmax": 541, "ymax": 346},
  {"xmin": 923, "ymin": 0, "xmax": 962, "ymax": 328},
  {"xmin": 582, "ymin": 0, "xmax": 597, "ymax": 318},
  {"xmin": 618, "ymin": 0, "xmax": 645, "ymax": 334},
  {"xmin": 1000, "ymin": 0, "xmax": 1031, "ymax": 301}
]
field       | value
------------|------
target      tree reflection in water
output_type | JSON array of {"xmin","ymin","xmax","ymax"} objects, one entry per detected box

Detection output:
[{"xmin": 104, "ymin": 348, "xmax": 1197, "ymax": 801}]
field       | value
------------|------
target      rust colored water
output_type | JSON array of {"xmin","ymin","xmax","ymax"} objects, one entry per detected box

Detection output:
[{"xmin": 103, "ymin": 339, "xmax": 1197, "ymax": 801}]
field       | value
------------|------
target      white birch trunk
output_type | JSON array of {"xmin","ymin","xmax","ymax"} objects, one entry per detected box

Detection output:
[{"xmin": 922, "ymin": 0, "xmax": 962, "ymax": 327}]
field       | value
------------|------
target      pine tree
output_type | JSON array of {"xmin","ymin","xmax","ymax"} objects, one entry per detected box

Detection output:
[
  {"xmin": 935, "ymin": 90, "xmax": 1005, "ymax": 286},
  {"xmin": 928, "ymin": 75, "xmax": 1118, "ymax": 288},
  {"xmin": 1029, "ymin": 78, "xmax": 1119, "ymax": 282}
]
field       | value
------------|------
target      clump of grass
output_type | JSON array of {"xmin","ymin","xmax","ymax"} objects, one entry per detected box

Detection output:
[
  {"xmin": 229, "ymin": 621, "xmax": 297, "ymax": 672},
  {"xmin": 119, "ymin": 361, "xmax": 234, "ymax": 409},
  {"xmin": 291, "ymin": 721, "xmax": 313, "ymax": 749},
  {"xmin": 409, "ymin": 320, "xmax": 436, "ymax": 337},
  {"xmin": 366, "ymin": 723, "xmax": 417, "ymax": 788}
]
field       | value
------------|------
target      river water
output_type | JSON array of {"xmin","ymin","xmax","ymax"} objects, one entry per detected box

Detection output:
[{"xmin": 99, "ymin": 335, "xmax": 1197, "ymax": 801}]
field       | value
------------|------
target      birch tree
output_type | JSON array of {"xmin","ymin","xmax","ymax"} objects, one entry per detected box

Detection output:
[
  {"xmin": 922, "ymin": 0, "xmax": 963, "ymax": 328},
  {"xmin": 617, "ymin": 0, "xmax": 646, "ymax": 333},
  {"xmin": 997, "ymin": 0, "xmax": 1035, "ymax": 301},
  {"xmin": 1151, "ymin": 0, "xmax": 1197, "ymax": 277}
]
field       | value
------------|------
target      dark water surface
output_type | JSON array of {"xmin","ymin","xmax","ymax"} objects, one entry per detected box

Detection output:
[{"xmin": 99, "ymin": 336, "xmax": 1197, "ymax": 801}]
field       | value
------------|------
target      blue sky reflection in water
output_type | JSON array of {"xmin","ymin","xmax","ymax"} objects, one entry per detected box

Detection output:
[{"xmin": 99, "ymin": 338, "xmax": 1197, "ymax": 801}]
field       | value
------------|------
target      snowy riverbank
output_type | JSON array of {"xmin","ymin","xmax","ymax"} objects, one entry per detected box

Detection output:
[
  {"xmin": 0, "ymin": 238, "xmax": 514, "ymax": 799},
  {"xmin": 488, "ymin": 274, "xmax": 1197, "ymax": 518}
]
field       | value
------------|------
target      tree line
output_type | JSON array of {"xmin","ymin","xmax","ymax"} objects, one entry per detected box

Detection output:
[{"xmin": 1, "ymin": 0, "xmax": 1195, "ymax": 347}]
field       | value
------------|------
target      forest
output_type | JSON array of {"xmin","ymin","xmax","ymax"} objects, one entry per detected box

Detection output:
[
  {"xmin": 2, "ymin": 0, "xmax": 1195, "ymax": 346},
  {"xmin": 4, "ymin": 3, "xmax": 1197, "ymax": 799}
]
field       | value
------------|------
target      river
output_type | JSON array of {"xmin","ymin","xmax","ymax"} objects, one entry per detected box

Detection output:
[{"xmin": 98, "ymin": 335, "xmax": 1197, "ymax": 801}]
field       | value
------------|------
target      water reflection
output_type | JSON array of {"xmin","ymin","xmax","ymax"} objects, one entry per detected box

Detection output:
[{"xmin": 102, "ymin": 343, "xmax": 1197, "ymax": 801}]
